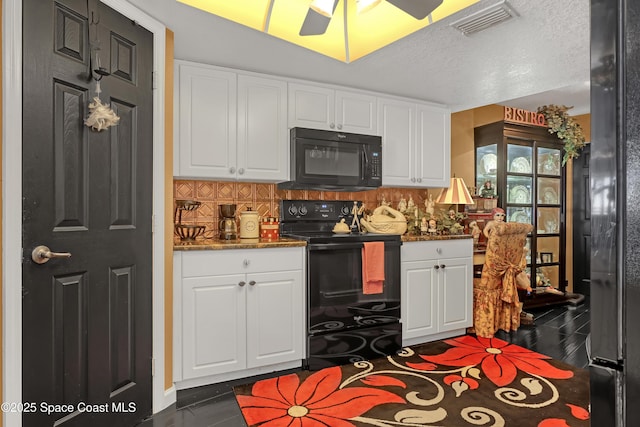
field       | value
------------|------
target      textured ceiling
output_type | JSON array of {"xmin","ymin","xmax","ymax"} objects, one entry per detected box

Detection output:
[{"xmin": 127, "ymin": 0, "xmax": 590, "ymax": 115}]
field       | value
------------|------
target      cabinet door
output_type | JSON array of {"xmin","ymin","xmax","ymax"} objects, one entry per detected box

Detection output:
[
  {"xmin": 237, "ymin": 75, "xmax": 288, "ymax": 181},
  {"xmin": 438, "ymin": 256, "xmax": 473, "ymax": 332},
  {"xmin": 176, "ymin": 62, "xmax": 237, "ymax": 178},
  {"xmin": 378, "ymin": 97, "xmax": 417, "ymax": 187},
  {"xmin": 288, "ymin": 83, "xmax": 335, "ymax": 130},
  {"xmin": 246, "ymin": 270, "xmax": 303, "ymax": 368},
  {"xmin": 401, "ymin": 259, "xmax": 437, "ymax": 340},
  {"xmin": 182, "ymin": 274, "xmax": 246, "ymax": 379},
  {"xmin": 335, "ymin": 90, "xmax": 377, "ymax": 134},
  {"xmin": 416, "ymin": 104, "xmax": 450, "ymax": 187}
]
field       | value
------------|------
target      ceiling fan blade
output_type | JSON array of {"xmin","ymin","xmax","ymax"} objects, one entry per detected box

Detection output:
[
  {"xmin": 386, "ymin": 0, "xmax": 443, "ymax": 20},
  {"xmin": 299, "ymin": 0, "xmax": 338, "ymax": 36}
]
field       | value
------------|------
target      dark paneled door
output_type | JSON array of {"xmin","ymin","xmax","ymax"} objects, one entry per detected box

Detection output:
[
  {"xmin": 22, "ymin": 1, "xmax": 154, "ymax": 426},
  {"xmin": 572, "ymin": 144, "xmax": 591, "ymax": 295}
]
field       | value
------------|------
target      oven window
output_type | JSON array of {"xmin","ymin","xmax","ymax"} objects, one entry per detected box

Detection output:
[{"xmin": 303, "ymin": 144, "xmax": 360, "ymax": 177}]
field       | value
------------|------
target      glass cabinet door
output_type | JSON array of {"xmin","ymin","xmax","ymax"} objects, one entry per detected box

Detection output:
[
  {"xmin": 476, "ymin": 144, "xmax": 498, "ymax": 198},
  {"xmin": 538, "ymin": 177, "xmax": 561, "ymax": 204},
  {"xmin": 505, "ymin": 142, "xmax": 533, "ymax": 225},
  {"xmin": 507, "ymin": 144, "xmax": 533, "ymax": 174},
  {"xmin": 533, "ymin": 146, "xmax": 562, "ymax": 290},
  {"xmin": 537, "ymin": 147, "xmax": 562, "ymax": 176}
]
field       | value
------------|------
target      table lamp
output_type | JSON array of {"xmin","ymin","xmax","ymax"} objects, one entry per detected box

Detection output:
[{"xmin": 436, "ymin": 176, "xmax": 475, "ymax": 208}]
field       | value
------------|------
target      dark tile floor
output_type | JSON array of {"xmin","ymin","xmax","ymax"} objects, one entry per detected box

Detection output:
[{"xmin": 136, "ymin": 297, "xmax": 590, "ymax": 427}]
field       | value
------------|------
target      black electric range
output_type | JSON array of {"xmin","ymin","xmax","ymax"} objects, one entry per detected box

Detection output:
[{"xmin": 280, "ymin": 200, "xmax": 402, "ymax": 370}]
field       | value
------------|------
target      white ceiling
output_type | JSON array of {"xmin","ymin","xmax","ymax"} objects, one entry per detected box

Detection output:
[{"xmin": 127, "ymin": 0, "xmax": 591, "ymax": 115}]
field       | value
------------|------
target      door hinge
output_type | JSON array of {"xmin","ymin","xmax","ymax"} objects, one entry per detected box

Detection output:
[
  {"xmin": 152, "ymin": 71, "xmax": 157, "ymax": 89},
  {"xmin": 152, "ymin": 214, "xmax": 156, "ymax": 234},
  {"xmin": 152, "ymin": 357, "xmax": 156, "ymax": 377}
]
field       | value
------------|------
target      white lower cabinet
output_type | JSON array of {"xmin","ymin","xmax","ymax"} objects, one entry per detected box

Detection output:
[
  {"xmin": 174, "ymin": 247, "xmax": 304, "ymax": 387},
  {"xmin": 401, "ymin": 239, "xmax": 473, "ymax": 347}
]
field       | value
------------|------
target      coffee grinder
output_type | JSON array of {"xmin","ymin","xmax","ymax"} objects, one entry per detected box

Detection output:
[{"xmin": 219, "ymin": 204, "xmax": 237, "ymax": 240}]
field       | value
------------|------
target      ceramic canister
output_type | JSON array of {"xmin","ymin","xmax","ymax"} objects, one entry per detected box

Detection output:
[{"xmin": 239, "ymin": 208, "xmax": 260, "ymax": 239}]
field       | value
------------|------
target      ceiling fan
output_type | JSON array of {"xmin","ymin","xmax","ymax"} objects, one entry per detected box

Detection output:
[{"xmin": 299, "ymin": 0, "xmax": 444, "ymax": 36}]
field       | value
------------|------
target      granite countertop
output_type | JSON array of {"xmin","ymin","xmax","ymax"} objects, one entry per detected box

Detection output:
[
  {"xmin": 174, "ymin": 237, "xmax": 307, "ymax": 251},
  {"xmin": 401, "ymin": 234, "xmax": 473, "ymax": 242},
  {"xmin": 174, "ymin": 234, "xmax": 471, "ymax": 250}
]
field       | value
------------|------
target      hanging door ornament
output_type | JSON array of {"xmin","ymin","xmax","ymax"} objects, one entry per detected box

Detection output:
[{"xmin": 84, "ymin": 7, "xmax": 120, "ymax": 131}]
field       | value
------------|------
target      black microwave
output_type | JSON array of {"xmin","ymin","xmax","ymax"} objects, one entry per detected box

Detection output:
[{"xmin": 278, "ymin": 127, "xmax": 382, "ymax": 192}]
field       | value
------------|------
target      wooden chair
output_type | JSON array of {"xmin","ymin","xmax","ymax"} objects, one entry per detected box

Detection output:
[{"xmin": 472, "ymin": 221, "xmax": 534, "ymax": 338}]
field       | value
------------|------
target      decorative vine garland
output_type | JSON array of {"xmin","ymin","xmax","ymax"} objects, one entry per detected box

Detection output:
[{"xmin": 537, "ymin": 104, "xmax": 586, "ymax": 165}]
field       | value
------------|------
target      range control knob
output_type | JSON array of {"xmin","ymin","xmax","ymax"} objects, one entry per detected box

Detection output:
[
  {"xmin": 288, "ymin": 205, "xmax": 298, "ymax": 216},
  {"xmin": 340, "ymin": 205, "xmax": 351, "ymax": 216},
  {"xmin": 298, "ymin": 205, "xmax": 308, "ymax": 216}
]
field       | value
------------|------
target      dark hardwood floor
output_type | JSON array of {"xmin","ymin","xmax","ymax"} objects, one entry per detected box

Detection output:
[{"xmin": 137, "ymin": 297, "xmax": 590, "ymax": 427}]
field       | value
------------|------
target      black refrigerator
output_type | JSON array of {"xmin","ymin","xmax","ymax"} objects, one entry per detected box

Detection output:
[{"xmin": 590, "ymin": 0, "xmax": 640, "ymax": 425}]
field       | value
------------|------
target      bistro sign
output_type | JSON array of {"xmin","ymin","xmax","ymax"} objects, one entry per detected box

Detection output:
[{"xmin": 503, "ymin": 106, "xmax": 547, "ymax": 127}]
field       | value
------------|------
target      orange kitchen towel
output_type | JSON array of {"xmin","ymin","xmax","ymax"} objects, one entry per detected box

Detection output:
[{"xmin": 362, "ymin": 241, "xmax": 385, "ymax": 295}]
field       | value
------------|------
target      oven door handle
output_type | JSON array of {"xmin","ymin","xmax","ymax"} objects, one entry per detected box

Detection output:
[{"xmin": 308, "ymin": 243, "xmax": 364, "ymax": 251}]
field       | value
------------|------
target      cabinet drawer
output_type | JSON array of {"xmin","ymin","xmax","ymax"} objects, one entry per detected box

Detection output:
[
  {"xmin": 181, "ymin": 247, "xmax": 304, "ymax": 277},
  {"xmin": 402, "ymin": 239, "xmax": 472, "ymax": 261}
]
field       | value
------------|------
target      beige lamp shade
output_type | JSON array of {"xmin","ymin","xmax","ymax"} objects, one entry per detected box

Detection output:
[{"xmin": 436, "ymin": 177, "xmax": 474, "ymax": 205}]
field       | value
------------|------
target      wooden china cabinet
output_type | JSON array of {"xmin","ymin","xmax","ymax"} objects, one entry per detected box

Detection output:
[{"xmin": 474, "ymin": 119, "xmax": 566, "ymax": 301}]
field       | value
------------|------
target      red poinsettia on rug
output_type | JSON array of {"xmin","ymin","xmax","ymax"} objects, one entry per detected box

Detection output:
[{"xmin": 235, "ymin": 335, "xmax": 590, "ymax": 427}]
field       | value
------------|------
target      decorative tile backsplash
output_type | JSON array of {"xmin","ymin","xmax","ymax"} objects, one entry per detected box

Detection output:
[{"xmin": 174, "ymin": 179, "xmax": 437, "ymax": 239}]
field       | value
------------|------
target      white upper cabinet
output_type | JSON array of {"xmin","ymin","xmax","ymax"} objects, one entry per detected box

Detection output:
[
  {"xmin": 237, "ymin": 75, "xmax": 288, "ymax": 181},
  {"xmin": 176, "ymin": 62, "xmax": 237, "ymax": 178},
  {"xmin": 288, "ymin": 83, "xmax": 378, "ymax": 135},
  {"xmin": 175, "ymin": 61, "xmax": 288, "ymax": 181},
  {"xmin": 379, "ymin": 97, "xmax": 451, "ymax": 187},
  {"xmin": 416, "ymin": 104, "xmax": 451, "ymax": 187},
  {"xmin": 378, "ymin": 97, "xmax": 416, "ymax": 185}
]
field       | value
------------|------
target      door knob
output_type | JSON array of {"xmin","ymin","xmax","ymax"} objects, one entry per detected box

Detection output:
[{"xmin": 31, "ymin": 245, "xmax": 71, "ymax": 264}]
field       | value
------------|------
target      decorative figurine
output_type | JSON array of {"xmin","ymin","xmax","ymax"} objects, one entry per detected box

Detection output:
[
  {"xmin": 483, "ymin": 207, "xmax": 506, "ymax": 238},
  {"xmin": 425, "ymin": 194, "xmax": 435, "ymax": 217},
  {"xmin": 427, "ymin": 218, "xmax": 438, "ymax": 234},
  {"xmin": 479, "ymin": 180, "xmax": 496, "ymax": 198},
  {"xmin": 421, "ymin": 217, "xmax": 428, "ymax": 234},
  {"xmin": 407, "ymin": 195, "xmax": 416, "ymax": 212},
  {"xmin": 397, "ymin": 197, "xmax": 407, "ymax": 213},
  {"xmin": 469, "ymin": 220, "xmax": 481, "ymax": 247},
  {"xmin": 350, "ymin": 201, "xmax": 362, "ymax": 232}
]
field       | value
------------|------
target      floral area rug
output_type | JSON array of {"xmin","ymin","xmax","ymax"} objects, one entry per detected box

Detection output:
[{"xmin": 234, "ymin": 335, "xmax": 590, "ymax": 427}]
